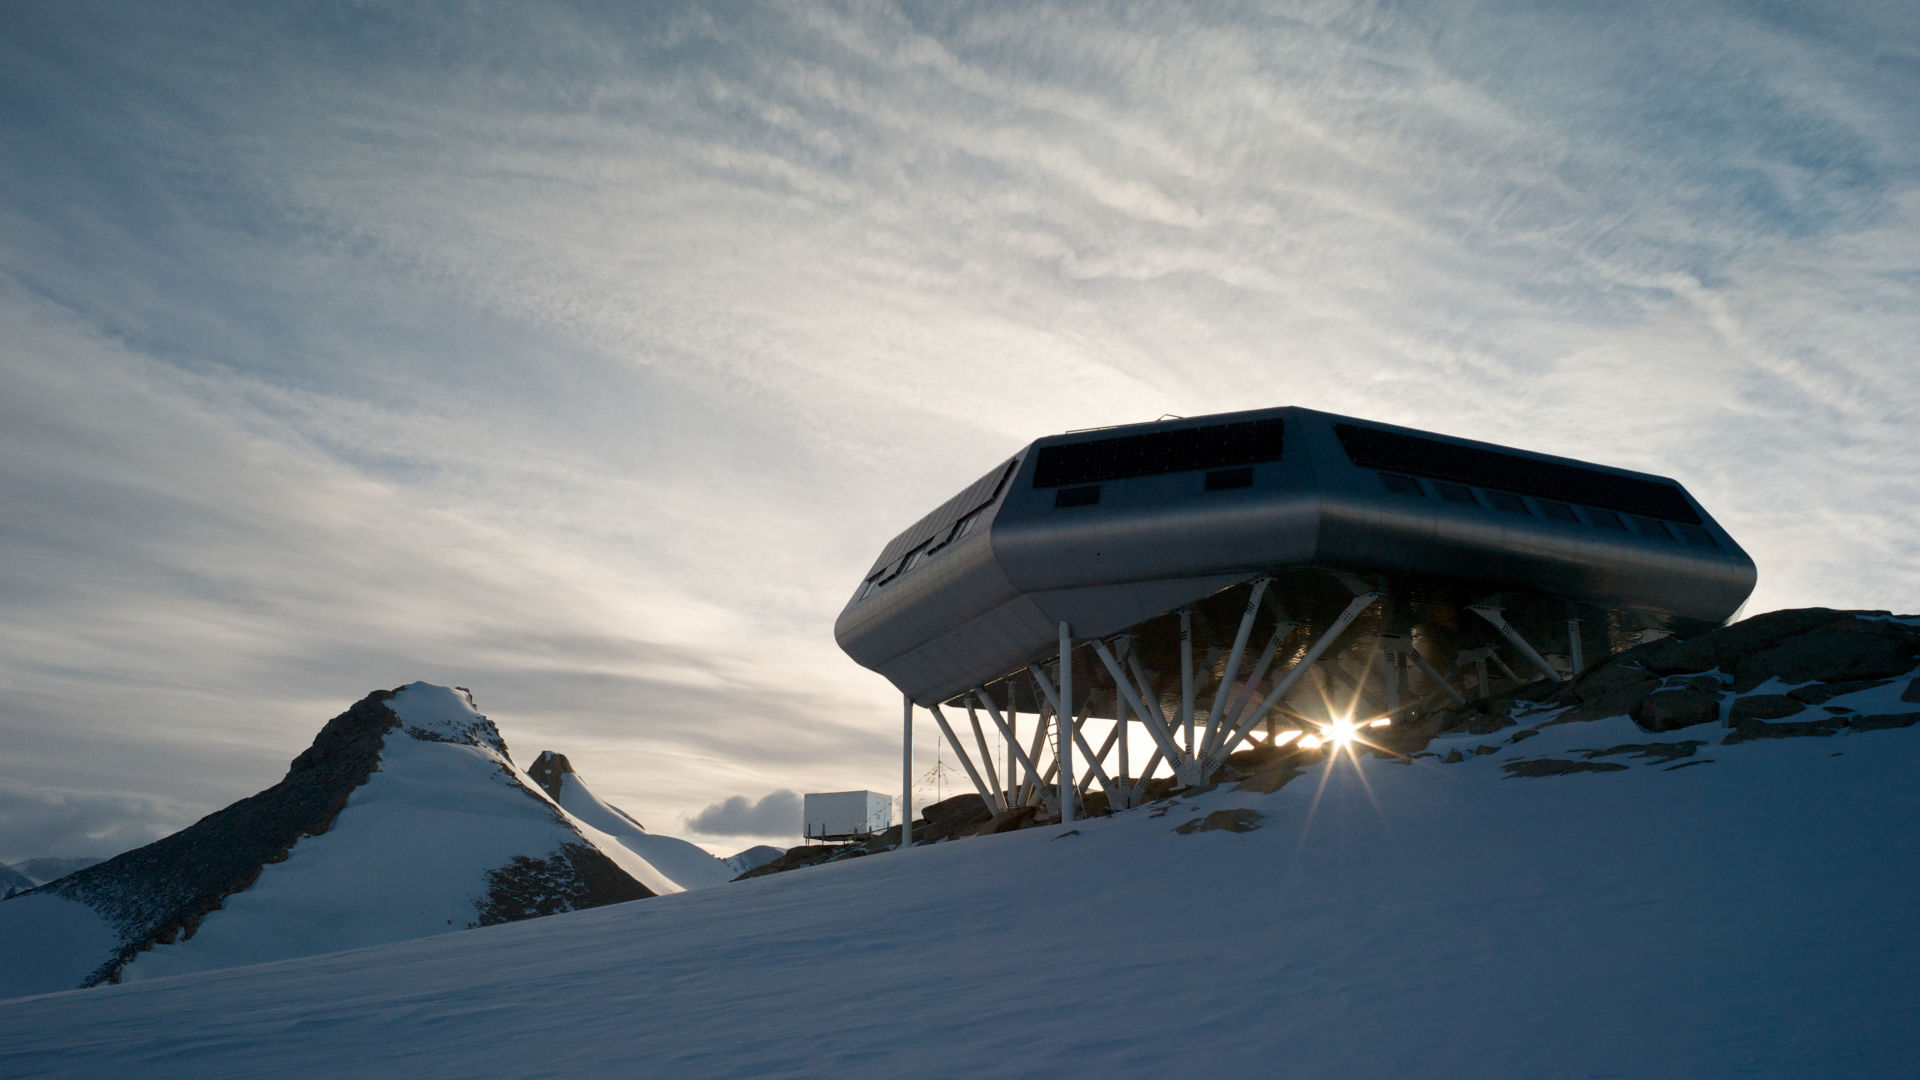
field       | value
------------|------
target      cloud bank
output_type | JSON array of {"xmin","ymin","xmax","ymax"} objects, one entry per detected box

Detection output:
[
  {"xmin": 684, "ymin": 790, "xmax": 803, "ymax": 839},
  {"xmin": 0, "ymin": 0, "xmax": 1914, "ymax": 859}
]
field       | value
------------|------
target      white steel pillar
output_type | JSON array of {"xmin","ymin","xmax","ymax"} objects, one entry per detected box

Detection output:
[
  {"xmin": 1405, "ymin": 645, "xmax": 1468, "ymax": 707},
  {"xmin": 901, "ymin": 693, "xmax": 913, "ymax": 850},
  {"xmin": 1004, "ymin": 685, "xmax": 1017, "ymax": 802},
  {"xmin": 1058, "ymin": 621, "xmax": 1075, "ymax": 823},
  {"xmin": 1179, "ymin": 610, "xmax": 1197, "ymax": 755},
  {"xmin": 964, "ymin": 701, "xmax": 1007, "ymax": 811},
  {"xmin": 974, "ymin": 689, "xmax": 1043, "ymax": 802},
  {"xmin": 1382, "ymin": 640, "xmax": 1402, "ymax": 719},
  {"xmin": 1567, "ymin": 618, "xmax": 1585, "ymax": 675},
  {"xmin": 1201, "ymin": 578, "xmax": 1271, "ymax": 753},
  {"xmin": 1092, "ymin": 640, "xmax": 1185, "ymax": 767}
]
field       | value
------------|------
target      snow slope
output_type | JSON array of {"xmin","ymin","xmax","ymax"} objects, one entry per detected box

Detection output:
[
  {"xmin": 4, "ymin": 696, "xmax": 1918, "ymax": 1078},
  {"xmin": 0, "ymin": 684, "xmax": 674, "ymax": 996},
  {"xmin": 529, "ymin": 751, "xmax": 736, "ymax": 890}
]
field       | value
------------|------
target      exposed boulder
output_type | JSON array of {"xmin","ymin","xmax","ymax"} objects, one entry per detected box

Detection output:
[
  {"xmin": 1728, "ymin": 695, "xmax": 1807, "ymax": 724},
  {"xmin": 1849, "ymin": 714, "xmax": 1920, "ymax": 733},
  {"xmin": 1554, "ymin": 664, "xmax": 1658, "ymax": 725},
  {"xmin": 1173, "ymin": 808, "xmax": 1264, "ymax": 834},
  {"xmin": 1625, "ymin": 608, "xmax": 1854, "ymax": 677},
  {"xmin": 1730, "ymin": 620, "xmax": 1919, "ymax": 693},
  {"xmin": 1502, "ymin": 759, "xmax": 1629, "ymax": 778},
  {"xmin": 1579, "ymin": 741, "xmax": 1705, "ymax": 764},
  {"xmin": 526, "ymin": 751, "xmax": 575, "ymax": 802},
  {"xmin": 1633, "ymin": 688, "xmax": 1721, "ymax": 732},
  {"xmin": 1723, "ymin": 716, "xmax": 1848, "ymax": 744},
  {"xmin": 1789, "ymin": 680, "xmax": 1892, "ymax": 705},
  {"xmin": 974, "ymin": 806, "xmax": 1040, "ymax": 835}
]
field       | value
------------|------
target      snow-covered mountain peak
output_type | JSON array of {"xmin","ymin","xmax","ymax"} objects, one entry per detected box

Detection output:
[
  {"xmin": 388, "ymin": 683, "xmax": 509, "ymax": 757},
  {"xmin": 0, "ymin": 684, "xmax": 672, "ymax": 997}
]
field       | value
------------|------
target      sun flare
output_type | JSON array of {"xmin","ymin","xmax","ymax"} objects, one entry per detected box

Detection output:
[{"xmin": 1322, "ymin": 715, "xmax": 1360, "ymax": 745}]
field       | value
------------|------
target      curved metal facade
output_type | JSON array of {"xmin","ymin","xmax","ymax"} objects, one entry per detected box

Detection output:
[{"xmin": 835, "ymin": 406, "xmax": 1757, "ymax": 707}]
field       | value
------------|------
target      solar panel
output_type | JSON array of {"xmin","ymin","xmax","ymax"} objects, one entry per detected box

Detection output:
[
  {"xmin": 1333, "ymin": 423, "xmax": 1702, "ymax": 524},
  {"xmin": 1033, "ymin": 417, "xmax": 1284, "ymax": 488}
]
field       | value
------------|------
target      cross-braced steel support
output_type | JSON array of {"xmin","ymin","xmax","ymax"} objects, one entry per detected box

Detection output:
[
  {"xmin": 1469, "ymin": 604, "xmax": 1564, "ymax": 683},
  {"xmin": 1206, "ymin": 590, "xmax": 1381, "ymax": 768},
  {"xmin": 1197, "ymin": 578, "xmax": 1271, "ymax": 760},
  {"xmin": 928, "ymin": 704, "xmax": 1007, "ymax": 814}
]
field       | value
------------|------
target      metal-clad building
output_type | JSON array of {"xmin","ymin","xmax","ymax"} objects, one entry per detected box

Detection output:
[{"xmin": 837, "ymin": 406, "xmax": 1756, "ymax": 826}]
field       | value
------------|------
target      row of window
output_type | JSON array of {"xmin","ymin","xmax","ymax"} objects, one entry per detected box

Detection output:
[
  {"xmin": 1052, "ymin": 466, "xmax": 1255, "ymax": 509},
  {"xmin": 1378, "ymin": 472, "xmax": 1720, "ymax": 547},
  {"xmin": 857, "ymin": 505, "xmax": 989, "ymax": 600},
  {"xmin": 1335, "ymin": 423, "xmax": 1703, "ymax": 525},
  {"xmin": 1032, "ymin": 417, "xmax": 1285, "ymax": 489}
]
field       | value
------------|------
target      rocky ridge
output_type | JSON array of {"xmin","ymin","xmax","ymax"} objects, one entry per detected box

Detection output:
[{"xmin": 10, "ymin": 684, "xmax": 654, "ymax": 988}]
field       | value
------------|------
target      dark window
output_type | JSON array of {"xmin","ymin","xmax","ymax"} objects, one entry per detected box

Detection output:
[
  {"xmin": 1380, "ymin": 472, "xmax": 1424, "ymax": 496},
  {"xmin": 1204, "ymin": 467, "xmax": 1254, "ymax": 491},
  {"xmin": 1055, "ymin": 485, "xmax": 1101, "ymax": 509},
  {"xmin": 1434, "ymin": 482, "xmax": 1478, "ymax": 505},
  {"xmin": 1032, "ymin": 417, "xmax": 1284, "ymax": 488},
  {"xmin": 1538, "ymin": 500, "xmax": 1580, "ymax": 523},
  {"xmin": 949, "ymin": 511, "xmax": 980, "ymax": 543},
  {"xmin": 1632, "ymin": 516, "xmax": 1674, "ymax": 540},
  {"xmin": 859, "ymin": 576, "xmax": 882, "ymax": 600},
  {"xmin": 1677, "ymin": 524, "xmax": 1719, "ymax": 549},
  {"xmin": 1486, "ymin": 491, "xmax": 1530, "ymax": 515},
  {"xmin": 899, "ymin": 544, "xmax": 929, "ymax": 575},
  {"xmin": 1588, "ymin": 509, "xmax": 1626, "ymax": 530},
  {"xmin": 861, "ymin": 457, "xmax": 1017, "ymax": 583},
  {"xmin": 1333, "ymin": 423, "xmax": 1702, "ymax": 524}
]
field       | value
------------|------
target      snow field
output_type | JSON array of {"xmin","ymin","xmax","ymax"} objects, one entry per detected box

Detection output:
[{"xmin": 4, "ymin": 711, "xmax": 1918, "ymax": 1079}]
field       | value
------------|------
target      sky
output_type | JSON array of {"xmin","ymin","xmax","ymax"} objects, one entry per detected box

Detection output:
[{"xmin": 1, "ymin": 0, "xmax": 1916, "ymax": 863}]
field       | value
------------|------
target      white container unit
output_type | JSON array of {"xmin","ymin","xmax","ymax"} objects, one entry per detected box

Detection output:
[{"xmin": 803, "ymin": 790, "xmax": 893, "ymax": 841}]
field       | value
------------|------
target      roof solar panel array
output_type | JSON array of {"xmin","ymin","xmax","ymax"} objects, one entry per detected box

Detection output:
[
  {"xmin": 1334, "ymin": 424, "xmax": 1702, "ymax": 524},
  {"xmin": 1032, "ymin": 418, "xmax": 1285, "ymax": 488}
]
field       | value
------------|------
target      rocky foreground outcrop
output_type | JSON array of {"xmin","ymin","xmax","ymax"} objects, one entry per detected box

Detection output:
[
  {"xmin": 1441, "ymin": 607, "xmax": 1919, "ymax": 739},
  {"xmin": 744, "ymin": 608, "xmax": 1920, "ymax": 880}
]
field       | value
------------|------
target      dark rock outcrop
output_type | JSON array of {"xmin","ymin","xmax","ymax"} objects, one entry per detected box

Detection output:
[
  {"xmin": 475, "ymin": 842, "xmax": 653, "ymax": 924},
  {"xmin": 527, "ymin": 751, "xmax": 575, "ymax": 802},
  {"xmin": 1789, "ymin": 679, "xmax": 1890, "ymax": 705},
  {"xmin": 1634, "ymin": 688, "xmax": 1721, "ymax": 732},
  {"xmin": 1728, "ymin": 695, "xmax": 1808, "ymax": 724},
  {"xmin": 1731, "ymin": 622, "xmax": 1918, "ymax": 693},
  {"xmin": 1173, "ymin": 808, "xmax": 1264, "ymax": 834},
  {"xmin": 1578, "ymin": 741, "xmax": 1705, "ymax": 764},
  {"xmin": 1502, "ymin": 759, "xmax": 1630, "ymax": 778}
]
